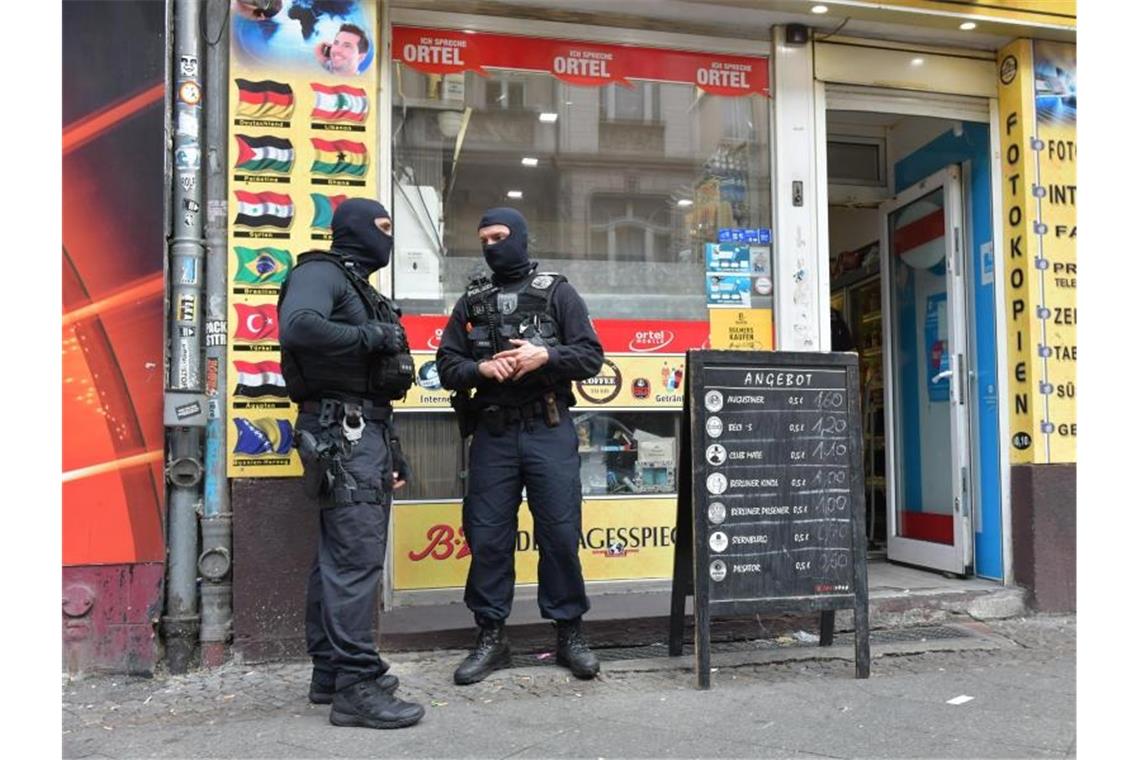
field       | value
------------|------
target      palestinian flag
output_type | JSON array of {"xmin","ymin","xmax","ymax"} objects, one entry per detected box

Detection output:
[
  {"xmin": 234, "ymin": 246, "xmax": 292, "ymax": 284},
  {"xmin": 233, "ymin": 360, "xmax": 288, "ymax": 398},
  {"xmin": 311, "ymin": 193, "xmax": 347, "ymax": 229},
  {"xmin": 234, "ymin": 134, "xmax": 294, "ymax": 174},
  {"xmin": 234, "ymin": 190, "xmax": 294, "ymax": 229},
  {"xmin": 233, "ymin": 417, "xmax": 293, "ymax": 456},
  {"xmin": 235, "ymin": 79, "xmax": 294, "ymax": 120},
  {"xmin": 311, "ymin": 138, "xmax": 368, "ymax": 177},
  {"xmin": 311, "ymin": 83, "xmax": 369, "ymax": 122}
]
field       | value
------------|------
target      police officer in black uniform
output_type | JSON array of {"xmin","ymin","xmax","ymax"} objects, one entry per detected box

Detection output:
[
  {"xmin": 278, "ymin": 198, "xmax": 425, "ymax": 730},
  {"xmin": 436, "ymin": 207, "xmax": 605, "ymax": 684}
]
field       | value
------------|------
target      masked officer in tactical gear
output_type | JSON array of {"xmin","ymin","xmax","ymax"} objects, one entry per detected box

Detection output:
[
  {"xmin": 278, "ymin": 198, "xmax": 424, "ymax": 730},
  {"xmin": 436, "ymin": 207, "xmax": 605, "ymax": 685}
]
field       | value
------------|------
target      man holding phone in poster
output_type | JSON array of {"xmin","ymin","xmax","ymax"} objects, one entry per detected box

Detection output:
[{"xmin": 316, "ymin": 23, "xmax": 369, "ymax": 75}]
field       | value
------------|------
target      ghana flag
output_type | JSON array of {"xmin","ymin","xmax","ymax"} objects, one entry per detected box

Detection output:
[
  {"xmin": 234, "ymin": 247, "xmax": 292, "ymax": 284},
  {"xmin": 311, "ymin": 83, "xmax": 369, "ymax": 122},
  {"xmin": 311, "ymin": 193, "xmax": 347, "ymax": 229},
  {"xmin": 235, "ymin": 79, "xmax": 294, "ymax": 120},
  {"xmin": 234, "ymin": 134, "xmax": 294, "ymax": 174},
  {"xmin": 311, "ymin": 138, "xmax": 368, "ymax": 177},
  {"xmin": 234, "ymin": 190, "xmax": 294, "ymax": 228}
]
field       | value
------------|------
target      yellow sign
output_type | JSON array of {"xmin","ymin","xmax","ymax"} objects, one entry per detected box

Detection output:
[
  {"xmin": 393, "ymin": 498, "xmax": 678, "ymax": 591},
  {"xmin": 225, "ymin": 2, "xmax": 379, "ymax": 476},
  {"xmin": 997, "ymin": 39, "xmax": 1076, "ymax": 464},
  {"xmin": 708, "ymin": 308, "xmax": 774, "ymax": 350},
  {"xmin": 397, "ymin": 352, "xmax": 691, "ymax": 411}
]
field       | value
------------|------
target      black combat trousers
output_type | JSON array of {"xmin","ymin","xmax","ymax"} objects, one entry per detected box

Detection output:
[
  {"xmin": 462, "ymin": 410, "xmax": 590, "ymax": 624},
  {"xmin": 296, "ymin": 410, "xmax": 393, "ymax": 691}
]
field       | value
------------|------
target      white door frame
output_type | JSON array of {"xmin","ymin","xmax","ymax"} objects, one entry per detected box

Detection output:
[{"xmin": 879, "ymin": 166, "xmax": 972, "ymax": 574}]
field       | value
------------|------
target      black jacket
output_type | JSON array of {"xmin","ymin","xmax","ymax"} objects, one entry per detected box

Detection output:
[{"xmin": 436, "ymin": 278, "xmax": 604, "ymax": 407}]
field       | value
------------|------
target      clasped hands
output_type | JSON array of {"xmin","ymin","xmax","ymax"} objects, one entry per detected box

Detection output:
[{"xmin": 478, "ymin": 339, "xmax": 549, "ymax": 382}]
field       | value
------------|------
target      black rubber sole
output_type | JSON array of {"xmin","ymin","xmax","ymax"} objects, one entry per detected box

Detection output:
[
  {"xmin": 329, "ymin": 707, "xmax": 424, "ymax": 729},
  {"xmin": 453, "ymin": 650, "xmax": 513, "ymax": 685},
  {"xmin": 556, "ymin": 654, "xmax": 600, "ymax": 679}
]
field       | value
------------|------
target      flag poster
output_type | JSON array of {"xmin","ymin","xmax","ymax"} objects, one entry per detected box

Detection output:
[{"xmin": 227, "ymin": 1, "xmax": 379, "ymax": 477}]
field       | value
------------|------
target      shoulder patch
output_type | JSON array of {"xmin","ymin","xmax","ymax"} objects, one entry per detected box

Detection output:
[{"xmin": 531, "ymin": 274, "xmax": 555, "ymax": 290}]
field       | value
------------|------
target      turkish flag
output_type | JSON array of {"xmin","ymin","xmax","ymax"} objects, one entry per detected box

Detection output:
[{"xmin": 233, "ymin": 303, "xmax": 278, "ymax": 342}]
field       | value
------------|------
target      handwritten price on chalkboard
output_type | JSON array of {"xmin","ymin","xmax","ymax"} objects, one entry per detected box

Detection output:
[
  {"xmin": 815, "ymin": 391, "xmax": 845, "ymax": 409},
  {"xmin": 811, "ymin": 440, "xmax": 848, "ymax": 460},
  {"xmin": 811, "ymin": 415, "xmax": 847, "ymax": 434},
  {"xmin": 816, "ymin": 494, "xmax": 848, "ymax": 513}
]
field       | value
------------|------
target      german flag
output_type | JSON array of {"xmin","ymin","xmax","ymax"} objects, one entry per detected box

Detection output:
[
  {"xmin": 235, "ymin": 79, "xmax": 294, "ymax": 120},
  {"xmin": 311, "ymin": 138, "xmax": 368, "ymax": 177}
]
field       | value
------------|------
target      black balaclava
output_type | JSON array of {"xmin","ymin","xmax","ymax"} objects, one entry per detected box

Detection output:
[
  {"xmin": 331, "ymin": 198, "xmax": 392, "ymax": 274},
  {"xmin": 478, "ymin": 207, "xmax": 533, "ymax": 282}
]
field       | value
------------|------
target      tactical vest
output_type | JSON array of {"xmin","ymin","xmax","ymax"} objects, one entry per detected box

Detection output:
[
  {"xmin": 464, "ymin": 271, "xmax": 566, "ymax": 362},
  {"xmin": 278, "ymin": 252, "xmax": 415, "ymax": 403}
]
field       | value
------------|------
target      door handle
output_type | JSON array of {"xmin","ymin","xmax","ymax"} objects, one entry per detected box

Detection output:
[{"xmin": 932, "ymin": 369, "xmax": 953, "ymax": 383}]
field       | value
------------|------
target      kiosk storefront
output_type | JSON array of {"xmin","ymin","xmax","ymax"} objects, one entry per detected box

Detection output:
[{"xmin": 224, "ymin": 1, "xmax": 1076, "ymax": 657}]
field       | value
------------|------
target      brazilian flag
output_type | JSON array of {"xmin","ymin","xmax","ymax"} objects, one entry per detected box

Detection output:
[{"xmin": 234, "ymin": 247, "xmax": 292, "ymax": 285}]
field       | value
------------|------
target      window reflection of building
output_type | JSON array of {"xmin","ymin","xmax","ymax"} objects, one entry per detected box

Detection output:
[{"xmin": 391, "ymin": 64, "xmax": 771, "ymax": 320}]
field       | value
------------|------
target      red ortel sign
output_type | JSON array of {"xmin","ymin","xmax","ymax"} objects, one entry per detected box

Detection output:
[
  {"xmin": 403, "ymin": 314, "xmax": 708, "ymax": 354},
  {"xmin": 393, "ymin": 26, "xmax": 769, "ymax": 97}
]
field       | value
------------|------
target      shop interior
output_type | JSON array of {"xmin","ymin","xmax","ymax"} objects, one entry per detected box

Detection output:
[{"xmin": 825, "ymin": 109, "xmax": 965, "ymax": 556}]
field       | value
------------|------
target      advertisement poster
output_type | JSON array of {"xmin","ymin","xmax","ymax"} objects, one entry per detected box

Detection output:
[
  {"xmin": 393, "ymin": 498, "xmax": 677, "ymax": 591},
  {"xmin": 997, "ymin": 39, "xmax": 1076, "ymax": 464},
  {"xmin": 227, "ymin": 0, "xmax": 379, "ymax": 477},
  {"xmin": 63, "ymin": 1, "xmax": 166, "ymax": 566},
  {"xmin": 395, "ymin": 316, "xmax": 709, "ymax": 412},
  {"xmin": 708, "ymin": 308, "xmax": 774, "ymax": 351},
  {"xmin": 393, "ymin": 27, "xmax": 768, "ymax": 97},
  {"xmin": 706, "ymin": 274, "xmax": 752, "ymax": 307}
]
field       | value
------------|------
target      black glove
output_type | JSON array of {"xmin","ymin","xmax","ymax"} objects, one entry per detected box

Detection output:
[
  {"xmin": 362, "ymin": 322, "xmax": 407, "ymax": 354},
  {"xmin": 390, "ymin": 436, "xmax": 412, "ymax": 487}
]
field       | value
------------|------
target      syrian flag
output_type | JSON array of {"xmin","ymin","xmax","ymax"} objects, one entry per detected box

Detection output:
[
  {"xmin": 233, "ymin": 360, "xmax": 288, "ymax": 398},
  {"xmin": 234, "ymin": 190, "xmax": 294, "ymax": 229},
  {"xmin": 233, "ymin": 417, "xmax": 293, "ymax": 456},
  {"xmin": 311, "ymin": 138, "xmax": 368, "ymax": 177},
  {"xmin": 310, "ymin": 193, "xmax": 347, "ymax": 229},
  {"xmin": 233, "ymin": 303, "xmax": 279, "ymax": 342},
  {"xmin": 234, "ymin": 247, "xmax": 292, "ymax": 284},
  {"xmin": 235, "ymin": 79, "xmax": 294, "ymax": 120},
  {"xmin": 234, "ymin": 134, "xmax": 294, "ymax": 174},
  {"xmin": 311, "ymin": 83, "xmax": 369, "ymax": 122}
]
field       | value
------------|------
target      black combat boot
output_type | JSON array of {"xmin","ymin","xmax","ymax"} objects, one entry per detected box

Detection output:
[
  {"xmin": 309, "ymin": 668, "xmax": 399, "ymax": 705},
  {"xmin": 556, "ymin": 618, "xmax": 600, "ymax": 679},
  {"xmin": 453, "ymin": 620, "xmax": 512, "ymax": 685},
  {"xmin": 328, "ymin": 676, "xmax": 425, "ymax": 729}
]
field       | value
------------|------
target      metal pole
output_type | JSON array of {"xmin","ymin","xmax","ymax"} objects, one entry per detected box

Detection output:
[
  {"xmin": 199, "ymin": 0, "xmax": 232, "ymax": 668},
  {"xmin": 164, "ymin": 0, "xmax": 206, "ymax": 675}
]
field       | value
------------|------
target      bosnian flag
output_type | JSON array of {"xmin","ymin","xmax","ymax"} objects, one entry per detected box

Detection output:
[
  {"xmin": 311, "ymin": 138, "xmax": 368, "ymax": 177},
  {"xmin": 233, "ymin": 303, "xmax": 278, "ymax": 342},
  {"xmin": 233, "ymin": 360, "xmax": 287, "ymax": 398},
  {"xmin": 235, "ymin": 79, "xmax": 294, "ymax": 120},
  {"xmin": 233, "ymin": 417, "xmax": 293, "ymax": 456},
  {"xmin": 311, "ymin": 83, "xmax": 369, "ymax": 122},
  {"xmin": 234, "ymin": 134, "xmax": 294, "ymax": 174},
  {"xmin": 311, "ymin": 193, "xmax": 347, "ymax": 229},
  {"xmin": 234, "ymin": 190, "xmax": 294, "ymax": 229}
]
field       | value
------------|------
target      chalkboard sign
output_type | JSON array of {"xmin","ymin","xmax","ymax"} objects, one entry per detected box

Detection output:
[{"xmin": 669, "ymin": 350, "xmax": 870, "ymax": 688}]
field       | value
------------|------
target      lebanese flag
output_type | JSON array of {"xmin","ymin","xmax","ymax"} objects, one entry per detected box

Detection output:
[
  {"xmin": 234, "ymin": 190, "xmax": 294, "ymax": 229},
  {"xmin": 311, "ymin": 83, "xmax": 369, "ymax": 122},
  {"xmin": 233, "ymin": 303, "xmax": 279, "ymax": 342},
  {"xmin": 233, "ymin": 360, "xmax": 287, "ymax": 398}
]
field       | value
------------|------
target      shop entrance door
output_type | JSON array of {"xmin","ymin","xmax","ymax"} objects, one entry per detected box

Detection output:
[{"xmin": 880, "ymin": 166, "xmax": 972, "ymax": 575}]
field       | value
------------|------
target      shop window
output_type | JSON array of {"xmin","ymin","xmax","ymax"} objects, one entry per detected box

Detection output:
[
  {"xmin": 574, "ymin": 411, "xmax": 678, "ymax": 496},
  {"xmin": 391, "ymin": 35, "xmax": 772, "ymax": 322}
]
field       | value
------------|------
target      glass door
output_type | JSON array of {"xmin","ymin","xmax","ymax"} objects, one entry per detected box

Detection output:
[{"xmin": 880, "ymin": 166, "xmax": 972, "ymax": 575}]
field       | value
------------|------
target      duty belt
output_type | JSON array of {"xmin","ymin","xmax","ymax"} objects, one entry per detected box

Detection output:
[{"xmin": 300, "ymin": 398, "xmax": 393, "ymax": 424}]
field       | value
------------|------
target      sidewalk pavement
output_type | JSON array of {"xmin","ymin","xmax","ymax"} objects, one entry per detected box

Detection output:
[{"xmin": 63, "ymin": 615, "xmax": 1074, "ymax": 759}]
